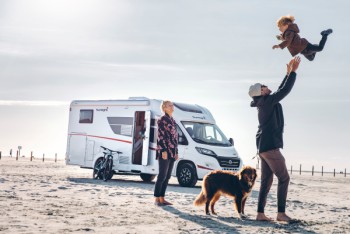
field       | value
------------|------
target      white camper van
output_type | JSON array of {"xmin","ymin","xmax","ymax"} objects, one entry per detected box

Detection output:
[{"xmin": 66, "ymin": 97, "xmax": 242, "ymax": 187}]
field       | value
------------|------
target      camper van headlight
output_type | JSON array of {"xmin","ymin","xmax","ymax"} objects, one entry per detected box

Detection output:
[{"xmin": 195, "ymin": 147, "xmax": 217, "ymax": 157}]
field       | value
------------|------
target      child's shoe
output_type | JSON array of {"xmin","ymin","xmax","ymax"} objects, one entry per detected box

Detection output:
[{"xmin": 321, "ymin": 29, "xmax": 333, "ymax": 36}]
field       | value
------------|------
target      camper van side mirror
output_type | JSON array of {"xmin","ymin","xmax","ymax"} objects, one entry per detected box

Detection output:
[
  {"xmin": 229, "ymin": 138, "xmax": 234, "ymax": 146},
  {"xmin": 178, "ymin": 136, "xmax": 188, "ymax": 145}
]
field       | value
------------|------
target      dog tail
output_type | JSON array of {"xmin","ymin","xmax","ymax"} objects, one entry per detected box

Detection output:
[{"xmin": 193, "ymin": 191, "xmax": 206, "ymax": 206}]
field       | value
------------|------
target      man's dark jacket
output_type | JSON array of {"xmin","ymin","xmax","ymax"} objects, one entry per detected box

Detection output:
[{"xmin": 250, "ymin": 72, "xmax": 296, "ymax": 153}]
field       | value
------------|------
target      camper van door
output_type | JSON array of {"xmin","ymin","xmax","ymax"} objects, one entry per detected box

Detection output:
[
  {"xmin": 85, "ymin": 139, "xmax": 95, "ymax": 167},
  {"xmin": 142, "ymin": 110, "xmax": 151, "ymax": 166},
  {"xmin": 68, "ymin": 133, "xmax": 86, "ymax": 165}
]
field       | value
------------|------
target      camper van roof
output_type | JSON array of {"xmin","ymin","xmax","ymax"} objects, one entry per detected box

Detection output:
[
  {"xmin": 70, "ymin": 99, "xmax": 205, "ymax": 114},
  {"xmin": 128, "ymin": 97, "xmax": 150, "ymax": 100},
  {"xmin": 70, "ymin": 99, "xmax": 150, "ymax": 106},
  {"xmin": 173, "ymin": 102, "xmax": 203, "ymax": 114}
]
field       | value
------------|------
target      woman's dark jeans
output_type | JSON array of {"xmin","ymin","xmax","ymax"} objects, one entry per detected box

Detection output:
[{"xmin": 154, "ymin": 157, "xmax": 175, "ymax": 197}]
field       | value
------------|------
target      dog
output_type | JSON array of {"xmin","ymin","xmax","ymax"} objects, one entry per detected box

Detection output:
[{"xmin": 193, "ymin": 166, "xmax": 257, "ymax": 219}]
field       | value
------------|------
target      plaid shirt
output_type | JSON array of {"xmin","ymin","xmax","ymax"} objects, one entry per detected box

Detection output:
[{"xmin": 156, "ymin": 113, "xmax": 178, "ymax": 160}]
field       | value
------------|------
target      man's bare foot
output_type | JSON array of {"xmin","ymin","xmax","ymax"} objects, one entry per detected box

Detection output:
[
  {"xmin": 162, "ymin": 200, "xmax": 173, "ymax": 205},
  {"xmin": 256, "ymin": 212, "xmax": 273, "ymax": 221},
  {"xmin": 154, "ymin": 197, "xmax": 164, "ymax": 206},
  {"xmin": 276, "ymin": 212, "xmax": 292, "ymax": 222},
  {"xmin": 159, "ymin": 197, "xmax": 172, "ymax": 205}
]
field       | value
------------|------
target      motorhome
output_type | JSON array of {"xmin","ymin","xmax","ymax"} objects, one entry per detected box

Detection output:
[{"xmin": 66, "ymin": 97, "xmax": 242, "ymax": 187}]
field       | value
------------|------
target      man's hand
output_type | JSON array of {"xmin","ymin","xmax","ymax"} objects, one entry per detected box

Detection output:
[
  {"xmin": 286, "ymin": 56, "xmax": 301, "ymax": 74},
  {"xmin": 272, "ymin": 45, "xmax": 280, "ymax": 49},
  {"xmin": 276, "ymin": 35, "xmax": 283, "ymax": 40},
  {"xmin": 162, "ymin": 151, "xmax": 168, "ymax": 160},
  {"xmin": 286, "ymin": 59, "xmax": 294, "ymax": 74}
]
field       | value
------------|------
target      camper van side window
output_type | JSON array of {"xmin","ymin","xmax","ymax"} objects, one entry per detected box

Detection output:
[
  {"xmin": 149, "ymin": 119, "xmax": 157, "ymax": 143},
  {"xmin": 177, "ymin": 125, "xmax": 188, "ymax": 145},
  {"xmin": 150, "ymin": 127, "xmax": 156, "ymax": 143},
  {"xmin": 79, "ymin": 110, "xmax": 94, "ymax": 124}
]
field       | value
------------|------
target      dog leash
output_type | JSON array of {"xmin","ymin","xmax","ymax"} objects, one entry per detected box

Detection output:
[
  {"xmin": 252, "ymin": 151, "xmax": 260, "ymax": 168},
  {"xmin": 252, "ymin": 151, "xmax": 260, "ymax": 160}
]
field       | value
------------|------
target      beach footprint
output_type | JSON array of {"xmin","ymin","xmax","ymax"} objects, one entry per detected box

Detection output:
[{"xmin": 57, "ymin": 186, "xmax": 69, "ymax": 190}]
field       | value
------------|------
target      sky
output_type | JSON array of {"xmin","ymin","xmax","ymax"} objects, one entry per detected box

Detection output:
[{"xmin": 1, "ymin": 0, "xmax": 349, "ymax": 171}]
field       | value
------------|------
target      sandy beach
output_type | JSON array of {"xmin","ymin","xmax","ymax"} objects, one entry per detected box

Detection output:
[{"xmin": 0, "ymin": 157, "xmax": 349, "ymax": 234}]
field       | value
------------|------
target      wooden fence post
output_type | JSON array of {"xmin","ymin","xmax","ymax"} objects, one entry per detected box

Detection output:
[
  {"xmin": 299, "ymin": 164, "xmax": 302, "ymax": 175},
  {"xmin": 312, "ymin": 166, "xmax": 314, "ymax": 176},
  {"xmin": 16, "ymin": 150, "xmax": 19, "ymax": 160},
  {"xmin": 345, "ymin": 169, "xmax": 347, "ymax": 177},
  {"xmin": 30, "ymin": 151, "xmax": 33, "ymax": 161},
  {"xmin": 334, "ymin": 169, "xmax": 335, "ymax": 177},
  {"xmin": 0, "ymin": 151, "xmax": 1, "ymax": 160},
  {"xmin": 322, "ymin": 166, "xmax": 323, "ymax": 176},
  {"xmin": 55, "ymin": 153, "xmax": 57, "ymax": 163},
  {"xmin": 291, "ymin": 165, "xmax": 293, "ymax": 175},
  {"xmin": 43, "ymin": 154, "xmax": 45, "ymax": 162}
]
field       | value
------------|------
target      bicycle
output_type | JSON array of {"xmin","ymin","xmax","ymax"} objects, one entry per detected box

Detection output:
[{"xmin": 93, "ymin": 146, "xmax": 122, "ymax": 181}]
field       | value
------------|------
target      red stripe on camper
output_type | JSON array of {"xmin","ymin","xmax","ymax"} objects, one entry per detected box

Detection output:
[
  {"xmin": 197, "ymin": 165, "xmax": 214, "ymax": 171},
  {"xmin": 68, "ymin": 133, "xmax": 132, "ymax": 144}
]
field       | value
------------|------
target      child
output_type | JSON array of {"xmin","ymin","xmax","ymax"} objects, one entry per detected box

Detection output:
[{"xmin": 272, "ymin": 15, "xmax": 333, "ymax": 61}]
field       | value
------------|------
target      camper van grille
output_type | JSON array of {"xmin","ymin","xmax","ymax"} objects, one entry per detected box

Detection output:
[
  {"xmin": 119, "ymin": 156, "xmax": 130, "ymax": 164},
  {"xmin": 222, "ymin": 167, "xmax": 239, "ymax": 171},
  {"xmin": 217, "ymin": 157, "xmax": 240, "ymax": 168}
]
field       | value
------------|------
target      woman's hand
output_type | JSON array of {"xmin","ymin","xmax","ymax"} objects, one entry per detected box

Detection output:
[
  {"xmin": 175, "ymin": 154, "xmax": 179, "ymax": 161},
  {"xmin": 162, "ymin": 151, "xmax": 168, "ymax": 160},
  {"xmin": 272, "ymin": 45, "xmax": 280, "ymax": 49}
]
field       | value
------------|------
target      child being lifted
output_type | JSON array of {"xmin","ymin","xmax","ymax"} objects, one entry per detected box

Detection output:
[{"xmin": 272, "ymin": 15, "xmax": 333, "ymax": 61}]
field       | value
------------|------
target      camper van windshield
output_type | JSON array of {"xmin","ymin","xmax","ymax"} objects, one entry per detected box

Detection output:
[{"xmin": 181, "ymin": 121, "xmax": 231, "ymax": 147}]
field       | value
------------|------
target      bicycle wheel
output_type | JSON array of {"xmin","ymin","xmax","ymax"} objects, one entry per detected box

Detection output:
[
  {"xmin": 93, "ymin": 158, "xmax": 104, "ymax": 180},
  {"xmin": 103, "ymin": 158, "xmax": 113, "ymax": 181}
]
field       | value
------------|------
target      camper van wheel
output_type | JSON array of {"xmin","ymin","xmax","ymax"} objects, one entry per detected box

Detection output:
[
  {"xmin": 140, "ymin": 173, "xmax": 156, "ymax": 182},
  {"xmin": 93, "ymin": 158, "xmax": 104, "ymax": 180},
  {"xmin": 177, "ymin": 163, "xmax": 197, "ymax": 187}
]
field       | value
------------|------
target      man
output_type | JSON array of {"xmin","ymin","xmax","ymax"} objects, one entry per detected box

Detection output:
[{"xmin": 249, "ymin": 56, "xmax": 301, "ymax": 222}]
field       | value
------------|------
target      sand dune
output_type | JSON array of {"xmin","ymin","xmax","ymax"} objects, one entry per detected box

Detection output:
[{"xmin": 0, "ymin": 157, "xmax": 349, "ymax": 233}]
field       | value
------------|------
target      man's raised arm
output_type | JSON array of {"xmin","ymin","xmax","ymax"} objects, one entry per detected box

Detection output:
[{"xmin": 271, "ymin": 56, "xmax": 301, "ymax": 104}]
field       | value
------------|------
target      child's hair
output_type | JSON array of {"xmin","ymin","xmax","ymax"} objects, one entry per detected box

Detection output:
[{"xmin": 277, "ymin": 15, "xmax": 295, "ymax": 27}]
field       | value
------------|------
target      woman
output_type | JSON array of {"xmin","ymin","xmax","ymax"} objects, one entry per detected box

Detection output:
[{"xmin": 154, "ymin": 100, "xmax": 179, "ymax": 206}]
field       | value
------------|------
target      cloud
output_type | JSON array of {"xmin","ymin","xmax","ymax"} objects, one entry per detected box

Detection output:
[
  {"xmin": 0, "ymin": 41, "xmax": 40, "ymax": 57},
  {"xmin": 291, "ymin": 99, "xmax": 350, "ymax": 104},
  {"xmin": 84, "ymin": 61, "xmax": 186, "ymax": 72},
  {"xmin": 0, "ymin": 100, "xmax": 69, "ymax": 106},
  {"xmin": 204, "ymin": 78, "xmax": 277, "ymax": 84}
]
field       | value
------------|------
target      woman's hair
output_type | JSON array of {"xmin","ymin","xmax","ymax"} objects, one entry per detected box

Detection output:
[
  {"xmin": 277, "ymin": 15, "xmax": 295, "ymax": 27},
  {"xmin": 160, "ymin": 100, "xmax": 172, "ymax": 113}
]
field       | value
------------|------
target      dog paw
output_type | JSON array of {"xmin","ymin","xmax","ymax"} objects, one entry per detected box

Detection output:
[
  {"xmin": 206, "ymin": 212, "xmax": 211, "ymax": 215},
  {"xmin": 212, "ymin": 212, "xmax": 217, "ymax": 215}
]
